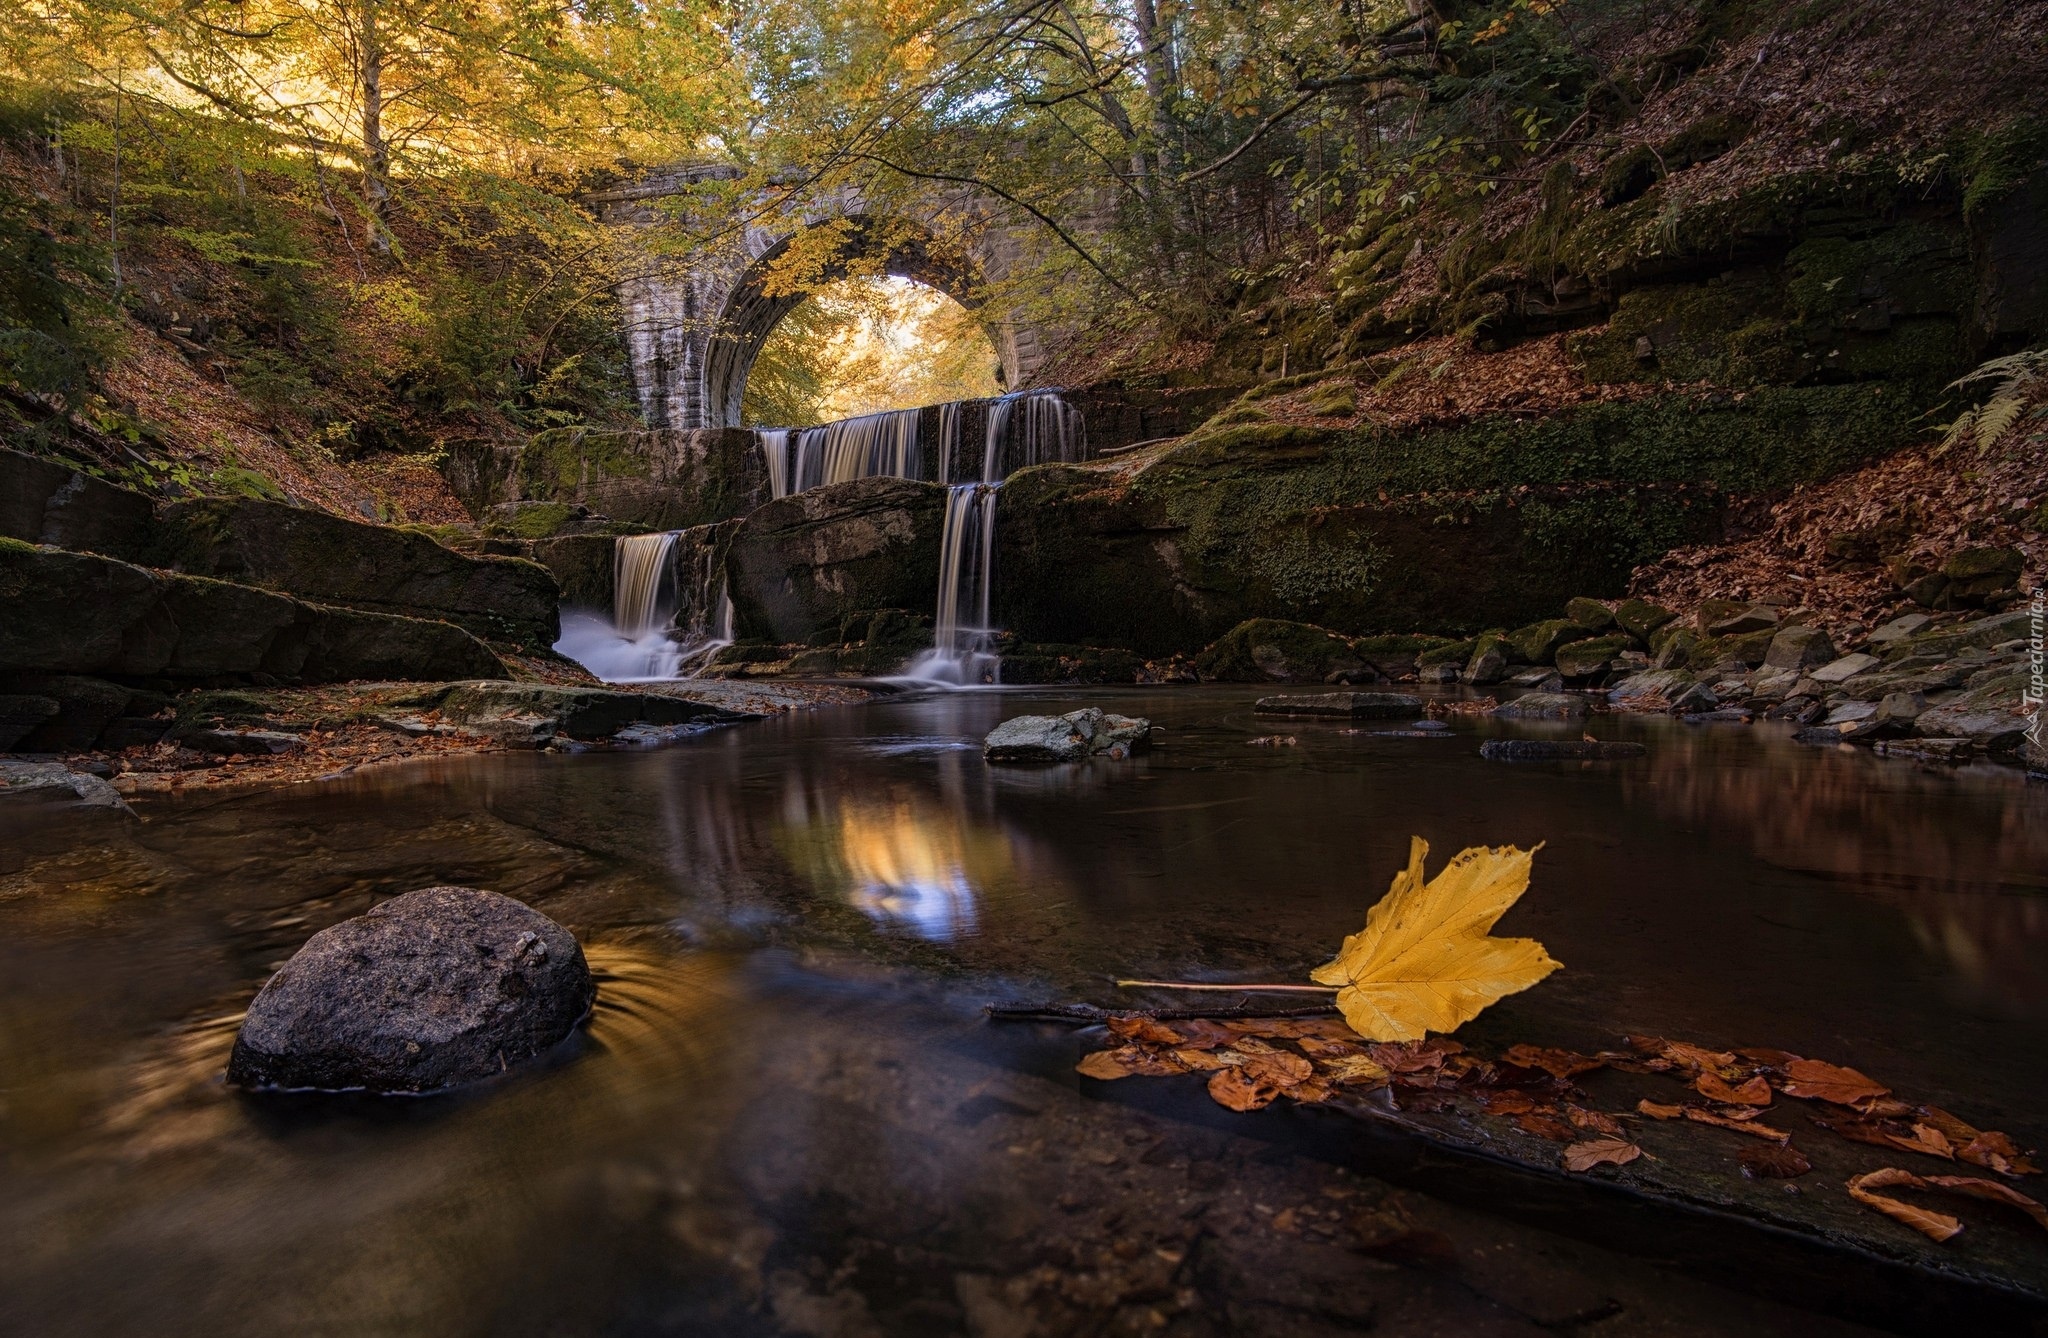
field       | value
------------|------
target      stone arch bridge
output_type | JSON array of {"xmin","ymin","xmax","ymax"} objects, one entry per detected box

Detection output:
[{"xmin": 589, "ymin": 165, "xmax": 1082, "ymax": 430}]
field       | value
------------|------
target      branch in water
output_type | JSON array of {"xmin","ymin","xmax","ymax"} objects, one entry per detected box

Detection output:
[
  {"xmin": 985, "ymin": 1001, "xmax": 1340, "ymax": 1024},
  {"xmin": 1115, "ymin": 979, "xmax": 1339, "ymax": 994}
]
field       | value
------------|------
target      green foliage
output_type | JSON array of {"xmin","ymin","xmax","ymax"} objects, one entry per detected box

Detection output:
[{"xmin": 0, "ymin": 177, "xmax": 113, "ymax": 404}]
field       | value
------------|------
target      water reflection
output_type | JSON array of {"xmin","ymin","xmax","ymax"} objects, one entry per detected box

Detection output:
[{"xmin": 784, "ymin": 795, "xmax": 986, "ymax": 938}]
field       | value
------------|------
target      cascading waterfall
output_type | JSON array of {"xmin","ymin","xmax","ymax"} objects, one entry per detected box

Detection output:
[
  {"xmin": 903, "ymin": 389, "xmax": 1086, "ymax": 686},
  {"xmin": 554, "ymin": 530, "xmax": 733, "ymax": 683},
  {"xmin": 615, "ymin": 532, "xmax": 679, "ymax": 638},
  {"xmin": 749, "ymin": 390, "xmax": 1086, "ymax": 685},
  {"xmin": 758, "ymin": 428, "xmax": 793, "ymax": 500}
]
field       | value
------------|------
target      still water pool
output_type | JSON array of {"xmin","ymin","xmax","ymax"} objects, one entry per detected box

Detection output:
[{"xmin": 2, "ymin": 688, "xmax": 2041, "ymax": 1336}]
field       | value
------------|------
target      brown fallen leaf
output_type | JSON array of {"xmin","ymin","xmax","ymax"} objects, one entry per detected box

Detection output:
[
  {"xmin": 1695, "ymin": 1073, "xmax": 1773, "ymax": 1107},
  {"xmin": 1659, "ymin": 1041, "xmax": 1743, "ymax": 1079},
  {"xmin": 1779, "ymin": 1058, "xmax": 1889, "ymax": 1105},
  {"xmin": 1516, "ymin": 1111, "xmax": 1579, "ymax": 1142},
  {"xmin": 1108, "ymin": 1017, "xmax": 1188, "ymax": 1046},
  {"xmin": 1309, "ymin": 838, "xmax": 1560, "ymax": 1042},
  {"xmin": 1480, "ymin": 1090, "xmax": 1539, "ymax": 1116},
  {"xmin": 1849, "ymin": 1169, "xmax": 1964, "ymax": 1242},
  {"xmin": 1077, "ymin": 1046, "xmax": 1188, "ymax": 1080},
  {"xmin": 1566, "ymin": 1105, "xmax": 1626, "ymax": 1137},
  {"xmin": 1853, "ymin": 1096, "xmax": 1921, "ymax": 1119},
  {"xmin": 1296, "ymin": 1035, "xmax": 1366, "ymax": 1059},
  {"xmin": 1368, "ymin": 1037, "xmax": 1464, "ymax": 1073},
  {"xmin": 1563, "ymin": 1138, "xmax": 1642, "ymax": 1172},
  {"xmin": 1172, "ymin": 1046, "xmax": 1243, "ymax": 1072},
  {"xmin": 1740, "ymin": 1144, "xmax": 1813, "ymax": 1179},
  {"xmin": 1637, "ymin": 1099, "xmax": 1687, "ymax": 1120},
  {"xmin": 1735, "ymin": 1047, "xmax": 1803, "ymax": 1068},
  {"xmin": 1287, "ymin": 1076, "xmax": 1339, "ymax": 1104},
  {"xmin": 1315, "ymin": 1053, "xmax": 1392, "ymax": 1087},
  {"xmin": 1896, "ymin": 1123, "xmax": 1956, "ymax": 1160},
  {"xmin": 1684, "ymin": 1107, "xmax": 1793, "ymax": 1143},
  {"xmin": 1240, "ymin": 1050, "xmax": 1315, "ymax": 1088},
  {"xmin": 1502, "ymin": 1044, "xmax": 1604, "ymax": 1080},
  {"xmin": 1208, "ymin": 1067, "xmax": 1283, "ymax": 1112},
  {"xmin": 1707, "ymin": 1103, "xmax": 1767, "ymax": 1122},
  {"xmin": 1223, "ymin": 1017, "xmax": 1356, "ymax": 1041},
  {"xmin": 1922, "ymin": 1175, "xmax": 2048, "ymax": 1233},
  {"xmin": 1960, "ymin": 1130, "xmax": 2041, "ymax": 1177}
]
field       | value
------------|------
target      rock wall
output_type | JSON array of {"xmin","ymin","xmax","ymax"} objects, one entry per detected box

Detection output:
[
  {"xmin": 151, "ymin": 497, "xmax": 560, "ymax": 648},
  {"xmin": 0, "ymin": 449, "xmax": 154, "ymax": 561},
  {"xmin": 725, "ymin": 477, "xmax": 946, "ymax": 645},
  {"xmin": 0, "ymin": 540, "xmax": 508, "ymax": 684},
  {"xmin": 988, "ymin": 379, "xmax": 1934, "ymax": 656},
  {"xmin": 442, "ymin": 428, "xmax": 770, "ymax": 531}
]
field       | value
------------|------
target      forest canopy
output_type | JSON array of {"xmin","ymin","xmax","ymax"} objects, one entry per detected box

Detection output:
[{"xmin": 2, "ymin": 0, "xmax": 2042, "ymax": 442}]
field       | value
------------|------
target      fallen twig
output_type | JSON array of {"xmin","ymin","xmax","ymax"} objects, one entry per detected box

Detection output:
[{"xmin": 985, "ymin": 1001, "xmax": 1340, "ymax": 1024}]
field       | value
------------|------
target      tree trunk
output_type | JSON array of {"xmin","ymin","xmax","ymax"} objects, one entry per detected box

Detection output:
[{"xmin": 358, "ymin": 0, "xmax": 390, "ymax": 253}]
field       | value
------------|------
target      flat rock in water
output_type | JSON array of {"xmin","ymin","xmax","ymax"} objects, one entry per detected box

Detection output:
[
  {"xmin": 226, "ymin": 886, "xmax": 595, "ymax": 1094},
  {"xmin": 0, "ymin": 760, "xmax": 133, "ymax": 814},
  {"xmin": 1252, "ymin": 691, "xmax": 1423, "ymax": 717},
  {"xmin": 984, "ymin": 707, "xmax": 1150, "ymax": 762},
  {"xmin": 1490, "ymin": 691, "xmax": 1591, "ymax": 720},
  {"xmin": 1480, "ymin": 739, "xmax": 1646, "ymax": 762}
]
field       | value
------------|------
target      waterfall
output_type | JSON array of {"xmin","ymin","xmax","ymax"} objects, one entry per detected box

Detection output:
[
  {"xmin": 615, "ymin": 532, "xmax": 678, "ymax": 636},
  {"xmin": 758, "ymin": 428, "xmax": 793, "ymax": 499},
  {"xmin": 749, "ymin": 390, "xmax": 1087, "ymax": 686},
  {"xmin": 936, "ymin": 401, "xmax": 962, "ymax": 485},
  {"xmin": 902, "ymin": 389, "xmax": 1085, "ymax": 686},
  {"xmin": 554, "ymin": 529, "xmax": 732, "ymax": 683}
]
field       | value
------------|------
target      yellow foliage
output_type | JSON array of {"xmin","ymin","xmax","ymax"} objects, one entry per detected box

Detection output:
[{"xmin": 1309, "ymin": 837, "xmax": 1560, "ymax": 1041}]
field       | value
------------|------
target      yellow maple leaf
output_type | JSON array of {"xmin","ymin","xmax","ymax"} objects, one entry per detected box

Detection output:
[{"xmin": 1309, "ymin": 837, "xmax": 1560, "ymax": 1041}]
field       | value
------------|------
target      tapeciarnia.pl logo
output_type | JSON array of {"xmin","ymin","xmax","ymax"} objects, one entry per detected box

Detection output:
[{"xmin": 2027, "ymin": 587, "xmax": 2045, "ymax": 750}]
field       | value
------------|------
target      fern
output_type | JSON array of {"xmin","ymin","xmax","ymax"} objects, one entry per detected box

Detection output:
[{"xmin": 1938, "ymin": 347, "xmax": 2047, "ymax": 455}]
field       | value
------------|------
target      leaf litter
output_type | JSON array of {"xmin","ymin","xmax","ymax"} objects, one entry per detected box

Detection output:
[{"xmin": 1055, "ymin": 836, "xmax": 2039, "ymax": 1246}]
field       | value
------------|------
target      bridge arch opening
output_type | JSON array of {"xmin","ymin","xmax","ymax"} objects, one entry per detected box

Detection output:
[
  {"xmin": 705, "ymin": 216, "xmax": 1017, "ymax": 428},
  {"xmin": 740, "ymin": 277, "xmax": 1002, "ymax": 427}
]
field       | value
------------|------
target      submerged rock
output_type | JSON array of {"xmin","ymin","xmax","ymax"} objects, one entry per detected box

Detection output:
[
  {"xmin": 1479, "ymin": 739, "xmax": 1646, "ymax": 761},
  {"xmin": 434, "ymin": 682, "xmax": 743, "ymax": 743},
  {"xmin": 1253, "ymin": 691, "xmax": 1421, "ymax": 718},
  {"xmin": 984, "ymin": 708, "xmax": 1151, "ymax": 762},
  {"xmin": 226, "ymin": 886, "xmax": 595, "ymax": 1094}
]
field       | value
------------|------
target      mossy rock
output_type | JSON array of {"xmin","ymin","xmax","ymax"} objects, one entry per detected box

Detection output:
[
  {"xmin": 1192, "ymin": 619, "xmax": 1363, "ymax": 683},
  {"xmin": 1563, "ymin": 597, "xmax": 1617, "ymax": 631},
  {"xmin": 1352, "ymin": 633, "xmax": 1454, "ymax": 677},
  {"xmin": 1689, "ymin": 629, "xmax": 1776, "ymax": 671},
  {"xmin": 1417, "ymin": 638, "xmax": 1477, "ymax": 670},
  {"xmin": 1506, "ymin": 618, "xmax": 1592, "ymax": 665},
  {"xmin": 1306, "ymin": 382, "xmax": 1358, "ymax": 417},
  {"xmin": 1554, "ymin": 634, "xmax": 1634, "ymax": 678},
  {"xmin": 1616, "ymin": 598, "xmax": 1677, "ymax": 643},
  {"xmin": 1465, "ymin": 632, "xmax": 1512, "ymax": 686}
]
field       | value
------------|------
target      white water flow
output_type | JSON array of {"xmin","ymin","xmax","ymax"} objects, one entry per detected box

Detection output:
[
  {"xmin": 554, "ymin": 530, "xmax": 733, "ymax": 683},
  {"xmin": 902, "ymin": 390, "xmax": 1088, "ymax": 686},
  {"xmin": 751, "ymin": 391, "xmax": 1086, "ymax": 685}
]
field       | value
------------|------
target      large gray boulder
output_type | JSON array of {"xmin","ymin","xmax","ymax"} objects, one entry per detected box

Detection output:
[
  {"xmin": 152, "ymin": 497, "xmax": 560, "ymax": 648},
  {"xmin": 0, "ymin": 541, "xmax": 507, "ymax": 684},
  {"xmin": 984, "ymin": 707, "xmax": 1151, "ymax": 762},
  {"xmin": 226, "ymin": 887, "xmax": 595, "ymax": 1094}
]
